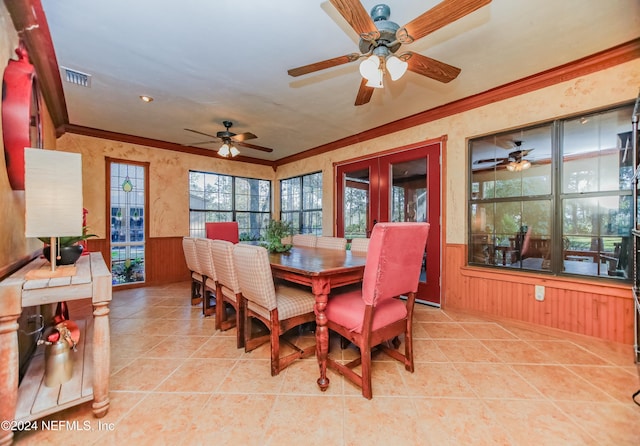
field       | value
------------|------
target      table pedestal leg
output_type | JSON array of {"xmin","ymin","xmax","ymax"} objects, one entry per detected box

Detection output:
[{"xmin": 312, "ymin": 279, "xmax": 330, "ymax": 391}]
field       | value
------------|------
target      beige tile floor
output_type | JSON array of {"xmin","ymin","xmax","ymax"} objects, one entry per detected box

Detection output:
[{"xmin": 13, "ymin": 281, "xmax": 640, "ymax": 445}]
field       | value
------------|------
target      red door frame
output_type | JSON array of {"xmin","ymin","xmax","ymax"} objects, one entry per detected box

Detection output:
[{"xmin": 335, "ymin": 141, "xmax": 442, "ymax": 305}]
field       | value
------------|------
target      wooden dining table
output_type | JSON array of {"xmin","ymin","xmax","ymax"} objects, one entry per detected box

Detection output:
[{"xmin": 267, "ymin": 246, "xmax": 367, "ymax": 391}]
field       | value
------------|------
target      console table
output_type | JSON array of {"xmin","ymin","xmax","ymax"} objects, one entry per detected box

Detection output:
[{"xmin": 0, "ymin": 252, "xmax": 111, "ymax": 446}]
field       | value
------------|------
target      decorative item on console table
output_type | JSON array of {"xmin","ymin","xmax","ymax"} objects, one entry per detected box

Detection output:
[
  {"xmin": 38, "ymin": 226, "xmax": 97, "ymax": 265},
  {"xmin": 261, "ymin": 219, "xmax": 293, "ymax": 253}
]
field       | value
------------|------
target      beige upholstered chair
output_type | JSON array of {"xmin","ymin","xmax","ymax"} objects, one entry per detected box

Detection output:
[
  {"xmin": 350, "ymin": 237, "xmax": 370, "ymax": 254},
  {"xmin": 182, "ymin": 237, "xmax": 203, "ymax": 305},
  {"xmin": 326, "ymin": 222, "xmax": 430, "ymax": 399},
  {"xmin": 233, "ymin": 244, "xmax": 316, "ymax": 376},
  {"xmin": 195, "ymin": 238, "xmax": 217, "ymax": 317},
  {"xmin": 316, "ymin": 236, "xmax": 347, "ymax": 250},
  {"xmin": 292, "ymin": 234, "xmax": 317, "ymax": 248},
  {"xmin": 211, "ymin": 239, "xmax": 244, "ymax": 347}
]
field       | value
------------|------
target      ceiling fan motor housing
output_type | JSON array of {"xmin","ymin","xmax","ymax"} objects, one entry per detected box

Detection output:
[
  {"xmin": 217, "ymin": 120, "xmax": 235, "ymax": 139},
  {"xmin": 358, "ymin": 4, "xmax": 402, "ymax": 54}
]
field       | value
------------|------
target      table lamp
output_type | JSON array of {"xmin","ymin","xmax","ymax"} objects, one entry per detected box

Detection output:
[{"xmin": 24, "ymin": 148, "xmax": 83, "ymax": 273}]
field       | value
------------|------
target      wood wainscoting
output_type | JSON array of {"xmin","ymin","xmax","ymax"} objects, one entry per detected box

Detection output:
[
  {"xmin": 87, "ymin": 236, "xmax": 189, "ymax": 287},
  {"xmin": 443, "ymin": 243, "xmax": 634, "ymax": 345}
]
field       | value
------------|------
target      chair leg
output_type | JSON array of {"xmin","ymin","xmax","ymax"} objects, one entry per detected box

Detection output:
[
  {"xmin": 404, "ymin": 329, "xmax": 414, "ymax": 373},
  {"xmin": 235, "ymin": 298, "xmax": 244, "ymax": 349},
  {"xmin": 270, "ymin": 316, "xmax": 280, "ymax": 376},
  {"xmin": 191, "ymin": 279, "xmax": 202, "ymax": 305},
  {"xmin": 361, "ymin": 344, "xmax": 373, "ymax": 399},
  {"xmin": 202, "ymin": 289, "xmax": 215, "ymax": 317}
]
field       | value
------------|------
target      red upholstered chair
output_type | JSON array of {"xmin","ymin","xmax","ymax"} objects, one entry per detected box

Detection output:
[
  {"xmin": 182, "ymin": 237, "xmax": 203, "ymax": 305},
  {"xmin": 205, "ymin": 221, "xmax": 240, "ymax": 244},
  {"xmin": 325, "ymin": 222, "xmax": 430, "ymax": 399}
]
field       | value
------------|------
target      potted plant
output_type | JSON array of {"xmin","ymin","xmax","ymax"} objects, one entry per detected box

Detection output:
[
  {"xmin": 39, "ymin": 226, "xmax": 97, "ymax": 265},
  {"xmin": 261, "ymin": 219, "xmax": 293, "ymax": 253}
]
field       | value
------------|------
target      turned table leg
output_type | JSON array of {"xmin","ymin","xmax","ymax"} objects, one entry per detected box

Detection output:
[{"xmin": 312, "ymin": 279, "xmax": 331, "ymax": 391}]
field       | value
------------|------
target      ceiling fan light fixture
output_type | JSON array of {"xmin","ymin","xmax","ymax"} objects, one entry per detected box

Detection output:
[
  {"xmin": 218, "ymin": 143, "xmax": 231, "ymax": 157},
  {"xmin": 386, "ymin": 55, "xmax": 407, "ymax": 81},
  {"xmin": 506, "ymin": 160, "xmax": 531, "ymax": 172},
  {"xmin": 229, "ymin": 145, "xmax": 240, "ymax": 157},
  {"xmin": 365, "ymin": 68, "xmax": 384, "ymax": 88},
  {"xmin": 359, "ymin": 55, "xmax": 380, "ymax": 81}
]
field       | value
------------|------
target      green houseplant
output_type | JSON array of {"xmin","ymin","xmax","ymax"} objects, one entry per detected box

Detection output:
[{"xmin": 261, "ymin": 219, "xmax": 293, "ymax": 253}]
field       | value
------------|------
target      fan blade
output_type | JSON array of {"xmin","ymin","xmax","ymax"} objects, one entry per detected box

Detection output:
[
  {"xmin": 288, "ymin": 53, "xmax": 360, "ymax": 77},
  {"xmin": 231, "ymin": 132, "xmax": 257, "ymax": 143},
  {"xmin": 329, "ymin": 0, "xmax": 379, "ymax": 41},
  {"xmin": 184, "ymin": 128, "xmax": 218, "ymax": 139},
  {"xmin": 236, "ymin": 141, "xmax": 273, "ymax": 153},
  {"xmin": 401, "ymin": 52, "xmax": 461, "ymax": 83},
  {"xmin": 187, "ymin": 140, "xmax": 218, "ymax": 146},
  {"xmin": 473, "ymin": 157, "xmax": 507, "ymax": 165},
  {"xmin": 354, "ymin": 78, "xmax": 374, "ymax": 106},
  {"xmin": 397, "ymin": 0, "xmax": 491, "ymax": 43}
]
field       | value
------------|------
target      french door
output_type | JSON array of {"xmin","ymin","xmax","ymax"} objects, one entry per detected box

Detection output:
[{"xmin": 336, "ymin": 142, "xmax": 441, "ymax": 305}]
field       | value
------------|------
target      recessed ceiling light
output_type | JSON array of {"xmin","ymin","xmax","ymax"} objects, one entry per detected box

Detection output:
[{"xmin": 139, "ymin": 95, "xmax": 153, "ymax": 103}]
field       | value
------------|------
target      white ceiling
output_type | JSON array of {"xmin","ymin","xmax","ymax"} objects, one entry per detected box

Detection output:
[{"xmin": 39, "ymin": 0, "xmax": 640, "ymax": 162}]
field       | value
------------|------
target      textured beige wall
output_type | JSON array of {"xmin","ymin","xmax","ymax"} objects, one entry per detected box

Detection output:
[
  {"xmin": 276, "ymin": 59, "xmax": 640, "ymax": 243},
  {"xmin": 55, "ymin": 134, "xmax": 276, "ymax": 238},
  {"xmin": 0, "ymin": 3, "xmax": 58, "ymax": 271}
]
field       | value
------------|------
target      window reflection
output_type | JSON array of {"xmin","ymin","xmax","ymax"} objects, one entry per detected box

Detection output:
[{"xmin": 469, "ymin": 103, "xmax": 633, "ymax": 279}]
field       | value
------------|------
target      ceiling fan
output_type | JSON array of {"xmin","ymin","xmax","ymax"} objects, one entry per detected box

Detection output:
[
  {"xmin": 473, "ymin": 140, "xmax": 535, "ymax": 171},
  {"xmin": 184, "ymin": 121, "xmax": 273, "ymax": 158},
  {"xmin": 287, "ymin": 0, "xmax": 492, "ymax": 106}
]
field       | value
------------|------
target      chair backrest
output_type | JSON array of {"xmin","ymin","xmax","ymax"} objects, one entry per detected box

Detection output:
[
  {"xmin": 211, "ymin": 239, "xmax": 241, "ymax": 293},
  {"xmin": 316, "ymin": 236, "xmax": 347, "ymax": 250},
  {"xmin": 362, "ymin": 222, "xmax": 430, "ymax": 307},
  {"xmin": 205, "ymin": 221, "xmax": 239, "ymax": 244},
  {"xmin": 195, "ymin": 237, "xmax": 216, "ymax": 281},
  {"xmin": 292, "ymin": 234, "xmax": 317, "ymax": 247},
  {"xmin": 350, "ymin": 237, "xmax": 369, "ymax": 254},
  {"xmin": 182, "ymin": 237, "xmax": 200, "ymax": 273},
  {"xmin": 233, "ymin": 244, "xmax": 278, "ymax": 311}
]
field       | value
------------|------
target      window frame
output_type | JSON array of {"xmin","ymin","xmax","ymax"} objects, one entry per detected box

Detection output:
[
  {"xmin": 280, "ymin": 171, "xmax": 323, "ymax": 235},
  {"xmin": 189, "ymin": 170, "xmax": 271, "ymax": 240},
  {"xmin": 468, "ymin": 103, "xmax": 634, "ymax": 281}
]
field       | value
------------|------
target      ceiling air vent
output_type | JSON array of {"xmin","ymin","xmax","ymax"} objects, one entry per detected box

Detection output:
[{"xmin": 61, "ymin": 67, "xmax": 91, "ymax": 87}]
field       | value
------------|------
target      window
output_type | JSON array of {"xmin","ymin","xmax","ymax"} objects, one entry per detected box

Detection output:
[
  {"xmin": 469, "ymin": 103, "xmax": 634, "ymax": 280},
  {"xmin": 189, "ymin": 171, "xmax": 271, "ymax": 240},
  {"xmin": 280, "ymin": 172, "xmax": 322, "ymax": 235},
  {"xmin": 110, "ymin": 161, "xmax": 146, "ymax": 285}
]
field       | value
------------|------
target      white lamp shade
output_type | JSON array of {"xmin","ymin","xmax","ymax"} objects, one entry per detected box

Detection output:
[
  {"xmin": 359, "ymin": 55, "xmax": 380, "ymax": 80},
  {"xmin": 24, "ymin": 148, "xmax": 83, "ymax": 237},
  {"xmin": 229, "ymin": 145, "xmax": 240, "ymax": 157},
  {"xmin": 218, "ymin": 143, "xmax": 230, "ymax": 157},
  {"xmin": 365, "ymin": 68, "xmax": 384, "ymax": 88},
  {"xmin": 386, "ymin": 55, "xmax": 408, "ymax": 81}
]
